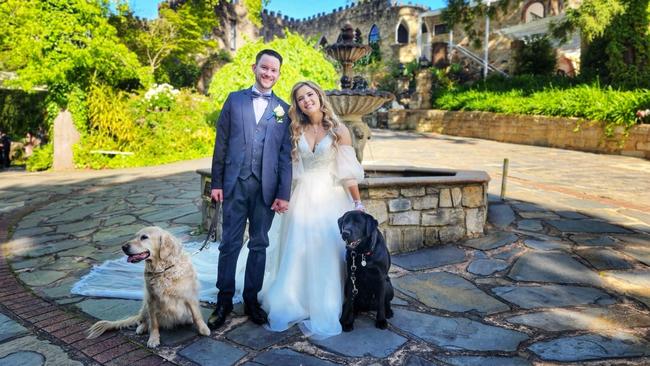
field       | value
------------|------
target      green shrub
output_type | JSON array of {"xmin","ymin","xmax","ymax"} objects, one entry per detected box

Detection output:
[
  {"xmin": 512, "ymin": 36, "xmax": 557, "ymax": 76},
  {"xmin": 208, "ymin": 31, "xmax": 339, "ymax": 110},
  {"xmin": 0, "ymin": 89, "xmax": 47, "ymax": 137},
  {"xmin": 73, "ymin": 90, "xmax": 215, "ymax": 169},
  {"xmin": 26, "ymin": 143, "xmax": 53, "ymax": 171},
  {"xmin": 434, "ymin": 75, "xmax": 650, "ymax": 135}
]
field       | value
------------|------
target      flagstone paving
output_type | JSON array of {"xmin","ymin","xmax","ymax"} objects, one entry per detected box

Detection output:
[{"xmin": 1, "ymin": 129, "xmax": 650, "ymax": 365}]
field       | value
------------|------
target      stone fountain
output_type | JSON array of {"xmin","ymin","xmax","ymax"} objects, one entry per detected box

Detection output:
[{"xmin": 325, "ymin": 23, "xmax": 394, "ymax": 161}]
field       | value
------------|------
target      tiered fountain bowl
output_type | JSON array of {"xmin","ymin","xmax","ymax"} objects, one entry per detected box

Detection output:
[{"xmin": 324, "ymin": 23, "xmax": 394, "ymax": 161}]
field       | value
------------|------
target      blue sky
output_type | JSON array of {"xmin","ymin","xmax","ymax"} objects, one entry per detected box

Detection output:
[{"xmin": 128, "ymin": 1, "xmax": 447, "ymax": 20}]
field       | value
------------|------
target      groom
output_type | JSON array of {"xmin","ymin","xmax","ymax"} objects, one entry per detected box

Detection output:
[{"xmin": 208, "ymin": 49, "xmax": 292, "ymax": 329}]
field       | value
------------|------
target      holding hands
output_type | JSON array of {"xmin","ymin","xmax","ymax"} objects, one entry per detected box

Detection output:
[{"xmin": 271, "ymin": 199, "xmax": 289, "ymax": 213}]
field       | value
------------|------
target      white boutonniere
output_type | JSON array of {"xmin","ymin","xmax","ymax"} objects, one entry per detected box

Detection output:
[{"xmin": 273, "ymin": 105, "xmax": 285, "ymax": 123}]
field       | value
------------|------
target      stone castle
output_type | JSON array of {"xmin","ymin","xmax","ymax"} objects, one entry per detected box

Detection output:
[{"xmin": 208, "ymin": 0, "xmax": 581, "ymax": 78}]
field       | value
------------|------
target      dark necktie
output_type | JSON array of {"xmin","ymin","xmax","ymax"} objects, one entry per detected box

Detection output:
[{"xmin": 251, "ymin": 90, "xmax": 272, "ymax": 100}]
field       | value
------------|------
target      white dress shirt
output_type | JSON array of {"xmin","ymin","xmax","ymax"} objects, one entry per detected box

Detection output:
[{"xmin": 251, "ymin": 85, "xmax": 270, "ymax": 124}]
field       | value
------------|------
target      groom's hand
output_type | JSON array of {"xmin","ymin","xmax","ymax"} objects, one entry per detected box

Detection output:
[
  {"xmin": 271, "ymin": 199, "xmax": 289, "ymax": 213},
  {"xmin": 211, "ymin": 189, "xmax": 224, "ymax": 202}
]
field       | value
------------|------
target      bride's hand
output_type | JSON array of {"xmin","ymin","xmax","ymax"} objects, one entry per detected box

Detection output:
[{"xmin": 353, "ymin": 200, "xmax": 365, "ymax": 212}]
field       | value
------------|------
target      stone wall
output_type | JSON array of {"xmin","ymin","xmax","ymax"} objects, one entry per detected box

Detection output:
[
  {"xmin": 388, "ymin": 109, "xmax": 650, "ymax": 159},
  {"xmin": 361, "ymin": 182, "xmax": 488, "ymax": 253},
  {"xmin": 197, "ymin": 166, "xmax": 490, "ymax": 254},
  {"xmin": 263, "ymin": 0, "xmax": 427, "ymax": 64}
]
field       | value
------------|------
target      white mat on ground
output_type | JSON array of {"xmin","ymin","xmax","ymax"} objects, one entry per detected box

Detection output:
[{"xmin": 72, "ymin": 241, "xmax": 228, "ymax": 303}]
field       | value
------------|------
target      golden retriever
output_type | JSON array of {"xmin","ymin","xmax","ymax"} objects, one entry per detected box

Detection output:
[{"xmin": 86, "ymin": 226, "xmax": 210, "ymax": 347}]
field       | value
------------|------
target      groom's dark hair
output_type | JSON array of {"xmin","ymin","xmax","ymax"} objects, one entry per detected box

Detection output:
[{"xmin": 255, "ymin": 49, "xmax": 283, "ymax": 66}]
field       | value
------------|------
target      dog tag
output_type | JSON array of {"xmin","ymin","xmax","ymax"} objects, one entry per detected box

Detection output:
[{"xmin": 361, "ymin": 259, "xmax": 367, "ymax": 267}]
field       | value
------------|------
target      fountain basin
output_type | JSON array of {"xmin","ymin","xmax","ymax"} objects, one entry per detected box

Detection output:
[
  {"xmin": 196, "ymin": 165, "xmax": 490, "ymax": 253},
  {"xmin": 326, "ymin": 90, "xmax": 394, "ymax": 162},
  {"xmin": 326, "ymin": 90, "xmax": 393, "ymax": 117},
  {"xmin": 359, "ymin": 165, "xmax": 490, "ymax": 253}
]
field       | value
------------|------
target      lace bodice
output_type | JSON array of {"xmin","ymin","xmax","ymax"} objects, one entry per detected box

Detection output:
[{"xmin": 298, "ymin": 133, "xmax": 336, "ymax": 172}]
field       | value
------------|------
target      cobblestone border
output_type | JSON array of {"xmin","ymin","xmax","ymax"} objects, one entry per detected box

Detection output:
[{"xmin": 0, "ymin": 204, "xmax": 175, "ymax": 366}]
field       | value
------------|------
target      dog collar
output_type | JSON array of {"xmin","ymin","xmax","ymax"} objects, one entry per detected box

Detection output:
[{"xmin": 145, "ymin": 264, "xmax": 175, "ymax": 276}]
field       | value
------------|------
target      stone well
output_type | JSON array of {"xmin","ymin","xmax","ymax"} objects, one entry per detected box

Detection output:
[{"xmin": 197, "ymin": 166, "xmax": 490, "ymax": 254}]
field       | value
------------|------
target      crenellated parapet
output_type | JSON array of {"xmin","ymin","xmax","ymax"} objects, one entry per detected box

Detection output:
[{"xmin": 261, "ymin": 0, "xmax": 429, "ymax": 64}]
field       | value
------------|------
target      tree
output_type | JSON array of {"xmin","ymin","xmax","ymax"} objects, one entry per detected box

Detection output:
[
  {"xmin": 0, "ymin": 0, "xmax": 145, "ymax": 102},
  {"xmin": 208, "ymin": 32, "xmax": 339, "ymax": 110},
  {"xmin": 110, "ymin": 0, "xmax": 220, "ymax": 81}
]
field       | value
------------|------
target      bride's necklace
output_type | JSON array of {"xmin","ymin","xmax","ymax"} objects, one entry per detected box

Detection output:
[
  {"xmin": 306, "ymin": 123, "xmax": 326, "ymax": 139},
  {"xmin": 305, "ymin": 123, "xmax": 326, "ymax": 151}
]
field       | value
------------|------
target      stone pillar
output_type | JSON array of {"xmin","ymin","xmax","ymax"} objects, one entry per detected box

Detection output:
[
  {"xmin": 409, "ymin": 68, "xmax": 433, "ymax": 109},
  {"xmin": 52, "ymin": 110, "xmax": 80, "ymax": 171}
]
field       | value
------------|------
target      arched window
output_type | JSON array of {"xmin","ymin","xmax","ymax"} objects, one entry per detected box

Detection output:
[
  {"xmin": 524, "ymin": 2, "xmax": 545, "ymax": 23},
  {"xmin": 368, "ymin": 24, "xmax": 380, "ymax": 44},
  {"xmin": 396, "ymin": 22, "xmax": 408, "ymax": 44},
  {"xmin": 319, "ymin": 36, "xmax": 328, "ymax": 47}
]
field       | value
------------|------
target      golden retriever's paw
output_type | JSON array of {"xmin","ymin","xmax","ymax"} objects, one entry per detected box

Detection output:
[
  {"xmin": 136, "ymin": 323, "xmax": 148, "ymax": 335},
  {"xmin": 147, "ymin": 335, "xmax": 160, "ymax": 348},
  {"xmin": 198, "ymin": 322, "xmax": 211, "ymax": 336}
]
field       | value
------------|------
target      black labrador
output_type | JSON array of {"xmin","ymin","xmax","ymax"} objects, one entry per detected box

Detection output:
[{"xmin": 338, "ymin": 210, "xmax": 394, "ymax": 331}]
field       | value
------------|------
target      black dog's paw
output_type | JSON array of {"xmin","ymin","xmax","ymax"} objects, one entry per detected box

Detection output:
[
  {"xmin": 375, "ymin": 319, "xmax": 388, "ymax": 329},
  {"xmin": 386, "ymin": 308, "xmax": 394, "ymax": 319},
  {"xmin": 342, "ymin": 323, "xmax": 354, "ymax": 332}
]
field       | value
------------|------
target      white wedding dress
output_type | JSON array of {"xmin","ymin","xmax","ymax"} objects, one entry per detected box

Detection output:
[
  {"xmin": 262, "ymin": 132, "xmax": 363, "ymax": 339},
  {"xmin": 71, "ymin": 131, "xmax": 363, "ymax": 339}
]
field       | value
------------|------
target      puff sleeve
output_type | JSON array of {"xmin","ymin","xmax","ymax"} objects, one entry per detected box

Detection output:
[{"xmin": 333, "ymin": 144, "xmax": 364, "ymax": 187}]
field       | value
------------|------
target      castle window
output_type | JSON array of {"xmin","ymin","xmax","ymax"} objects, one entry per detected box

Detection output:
[
  {"xmin": 396, "ymin": 22, "xmax": 408, "ymax": 44},
  {"xmin": 369, "ymin": 24, "xmax": 380, "ymax": 44},
  {"xmin": 434, "ymin": 23, "xmax": 448, "ymax": 35},
  {"xmin": 229, "ymin": 20, "xmax": 236, "ymax": 50},
  {"xmin": 524, "ymin": 2, "xmax": 545, "ymax": 23}
]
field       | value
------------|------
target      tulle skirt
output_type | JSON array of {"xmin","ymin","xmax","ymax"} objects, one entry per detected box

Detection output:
[{"xmin": 261, "ymin": 169, "xmax": 352, "ymax": 338}]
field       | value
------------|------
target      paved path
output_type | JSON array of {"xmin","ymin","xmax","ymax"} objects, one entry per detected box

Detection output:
[{"xmin": 1, "ymin": 130, "xmax": 649, "ymax": 365}]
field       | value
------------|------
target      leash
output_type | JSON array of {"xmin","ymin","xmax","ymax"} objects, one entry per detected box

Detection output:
[{"xmin": 192, "ymin": 200, "xmax": 220, "ymax": 256}]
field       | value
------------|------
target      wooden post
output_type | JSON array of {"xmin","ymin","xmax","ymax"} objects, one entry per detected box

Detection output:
[{"xmin": 500, "ymin": 158, "xmax": 509, "ymax": 200}]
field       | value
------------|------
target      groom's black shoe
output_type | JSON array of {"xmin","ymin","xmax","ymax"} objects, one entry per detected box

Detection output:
[
  {"xmin": 244, "ymin": 302, "xmax": 268, "ymax": 325},
  {"xmin": 208, "ymin": 302, "xmax": 233, "ymax": 330}
]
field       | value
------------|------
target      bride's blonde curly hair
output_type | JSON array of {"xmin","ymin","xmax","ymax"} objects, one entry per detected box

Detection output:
[{"xmin": 288, "ymin": 81, "xmax": 341, "ymax": 161}]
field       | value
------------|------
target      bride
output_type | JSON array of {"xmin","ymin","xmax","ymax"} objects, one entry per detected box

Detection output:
[{"xmin": 261, "ymin": 80, "xmax": 364, "ymax": 338}]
